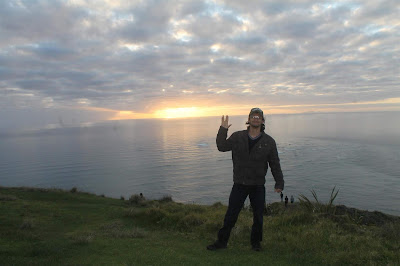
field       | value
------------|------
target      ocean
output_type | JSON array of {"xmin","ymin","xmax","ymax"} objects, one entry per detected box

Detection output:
[{"xmin": 1, "ymin": 111, "xmax": 399, "ymax": 215}]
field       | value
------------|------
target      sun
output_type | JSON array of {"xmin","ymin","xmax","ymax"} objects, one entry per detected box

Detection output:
[{"xmin": 154, "ymin": 107, "xmax": 206, "ymax": 119}]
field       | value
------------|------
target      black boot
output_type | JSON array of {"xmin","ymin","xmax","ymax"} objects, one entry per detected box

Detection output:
[
  {"xmin": 252, "ymin": 242, "xmax": 261, "ymax": 251},
  {"xmin": 206, "ymin": 241, "xmax": 227, "ymax": 251}
]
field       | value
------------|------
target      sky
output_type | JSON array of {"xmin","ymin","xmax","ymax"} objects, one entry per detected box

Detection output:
[{"xmin": 0, "ymin": 0, "xmax": 399, "ymax": 130}]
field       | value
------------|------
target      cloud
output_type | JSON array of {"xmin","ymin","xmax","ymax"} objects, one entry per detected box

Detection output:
[{"xmin": 0, "ymin": 0, "xmax": 399, "ymax": 129}]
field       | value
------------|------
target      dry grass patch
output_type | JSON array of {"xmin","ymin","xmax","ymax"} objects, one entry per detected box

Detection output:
[
  {"xmin": 100, "ymin": 220, "xmax": 147, "ymax": 239},
  {"xmin": 20, "ymin": 218, "xmax": 35, "ymax": 230},
  {"xmin": 69, "ymin": 232, "xmax": 95, "ymax": 245},
  {"xmin": 0, "ymin": 193, "xmax": 18, "ymax": 201}
]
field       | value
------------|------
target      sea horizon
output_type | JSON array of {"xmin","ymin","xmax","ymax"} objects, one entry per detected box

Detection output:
[{"xmin": 2, "ymin": 110, "xmax": 399, "ymax": 135}]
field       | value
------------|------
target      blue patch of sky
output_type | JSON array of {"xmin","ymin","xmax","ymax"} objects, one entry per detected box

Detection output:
[
  {"xmin": 362, "ymin": 24, "xmax": 385, "ymax": 36},
  {"xmin": 202, "ymin": 0, "xmax": 234, "ymax": 18},
  {"xmin": 112, "ymin": 12, "xmax": 135, "ymax": 23},
  {"xmin": 33, "ymin": 42, "xmax": 74, "ymax": 57},
  {"xmin": 321, "ymin": 2, "xmax": 342, "ymax": 9},
  {"xmin": 320, "ymin": 2, "xmax": 361, "ymax": 12}
]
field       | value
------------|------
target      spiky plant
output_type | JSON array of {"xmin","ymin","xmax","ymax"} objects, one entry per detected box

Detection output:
[{"xmin": 299, "ymin": 186, "xmax": 339, "ymax": 214}]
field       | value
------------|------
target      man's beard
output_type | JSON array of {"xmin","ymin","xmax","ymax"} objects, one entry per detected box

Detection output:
[{"xmin": 249, "ymin": 122, "xmax": 261, "ymax": 128}]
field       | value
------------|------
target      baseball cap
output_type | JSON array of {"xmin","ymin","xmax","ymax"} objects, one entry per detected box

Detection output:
[{"xmin": 249, "ymin": 107, "xmax": 264, "ymax": 117}]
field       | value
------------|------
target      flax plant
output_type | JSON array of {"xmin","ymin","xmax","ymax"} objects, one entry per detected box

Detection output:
[{"xmin": 299, "ymin": 186, "xmax": 339, "ymax": 214}]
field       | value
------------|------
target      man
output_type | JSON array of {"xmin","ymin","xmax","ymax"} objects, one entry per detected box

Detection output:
[{"xmin": 207, "ymin": 108, "xmax": 284, "ymax": 252}]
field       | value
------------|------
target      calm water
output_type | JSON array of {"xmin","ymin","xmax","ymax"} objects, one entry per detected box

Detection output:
[{"xmin": 1, "ymin": 112, "xmax": 399, "ymax": 215}]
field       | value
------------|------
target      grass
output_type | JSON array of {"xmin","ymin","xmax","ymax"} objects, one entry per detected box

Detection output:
[{"xmin": 0, "ymin": 186, "xmax": 399, "ymax": 265}]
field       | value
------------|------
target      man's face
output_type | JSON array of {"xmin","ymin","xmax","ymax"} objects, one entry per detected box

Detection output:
[{"xmin": 248, "ymin": 112, "xmax": 263, "ymax": 127}]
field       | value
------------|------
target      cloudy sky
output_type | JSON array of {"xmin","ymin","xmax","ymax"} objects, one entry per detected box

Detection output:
[{"xmin": 1, "ymin": 0, "xmax": 399, "ymax": 129}]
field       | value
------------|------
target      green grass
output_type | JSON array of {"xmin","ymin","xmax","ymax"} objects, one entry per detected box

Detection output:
[{"xmin": 0, "ymin": 186, "xmax": 399, "ymax": 265}]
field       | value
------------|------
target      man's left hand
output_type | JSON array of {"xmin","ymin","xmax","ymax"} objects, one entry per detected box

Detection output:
[{"xmin": 274, "ymin": 188, "xmax": 282, "ymax": 193}]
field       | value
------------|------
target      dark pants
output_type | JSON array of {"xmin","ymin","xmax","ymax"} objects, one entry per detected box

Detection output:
[{"xmin": 217, "ymin": 183, "xmax": 265, "ymax": 245}]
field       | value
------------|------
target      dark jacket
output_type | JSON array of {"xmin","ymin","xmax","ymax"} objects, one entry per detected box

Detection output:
[{"xmin": 216, "ymin": 126, "xmax": 284, "ymax": 189}]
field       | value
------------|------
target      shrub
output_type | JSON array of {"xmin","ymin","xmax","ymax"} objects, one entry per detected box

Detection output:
[
  {"xmin": 159, "ymin": 195, "xmax": 173, "ymax": 203},
  {"xmin": 129, "ymin": 194, "xmax": 142, "ymax": 204},
  {"xmin": 129, "ymin": 194, "xmax": 147, "ymax": 206},
  {"xmin": 70, "ymin": 187, "xmax": 78, "ymax": 193},
  {"xmin": 212, "ymin": 202, "xmax": 223, "ymax": 208}
]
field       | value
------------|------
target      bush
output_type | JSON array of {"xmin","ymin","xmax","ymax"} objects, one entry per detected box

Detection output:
[
  {"xmin": 70, "ymin": 187, "xmax": 78, "ymax": 193},
  {"xmin": 129, "ymin": 194, "xmax": 147, "ymax": 206},
  {"xmin": 158, "ymin": 195, "xmax": 173, "ymax": 203},
  {"xmin": 212, "ymin": 202, "xmax": 223, "ymax": 208}
]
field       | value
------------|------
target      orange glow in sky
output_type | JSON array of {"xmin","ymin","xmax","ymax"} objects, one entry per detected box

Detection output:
[
  {"xmin": 109, "ymin": 106, "xmax": 248, "ymax": 120},
  {"xmin": 101, "ymin": 97, "xmax": 400, "ymax": 120},
  {"xmin": 153, "ymin": 107, "xmax": 206, "ymax": 118}
]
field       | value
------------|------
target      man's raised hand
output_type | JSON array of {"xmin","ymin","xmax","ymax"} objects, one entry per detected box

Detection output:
[{"xmin": 221, "ymin": 115, "xmax": 232, "ymax": 129}]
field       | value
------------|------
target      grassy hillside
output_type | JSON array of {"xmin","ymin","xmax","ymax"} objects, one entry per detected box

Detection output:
[{"xmin": 0, "ymin": 186, "xmax": 399, "ymax": 265}]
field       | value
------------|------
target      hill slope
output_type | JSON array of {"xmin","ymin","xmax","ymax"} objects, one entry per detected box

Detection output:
[{"xmin": 0, "ymin": 186, "xmax": 399, "ymax": 265}]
